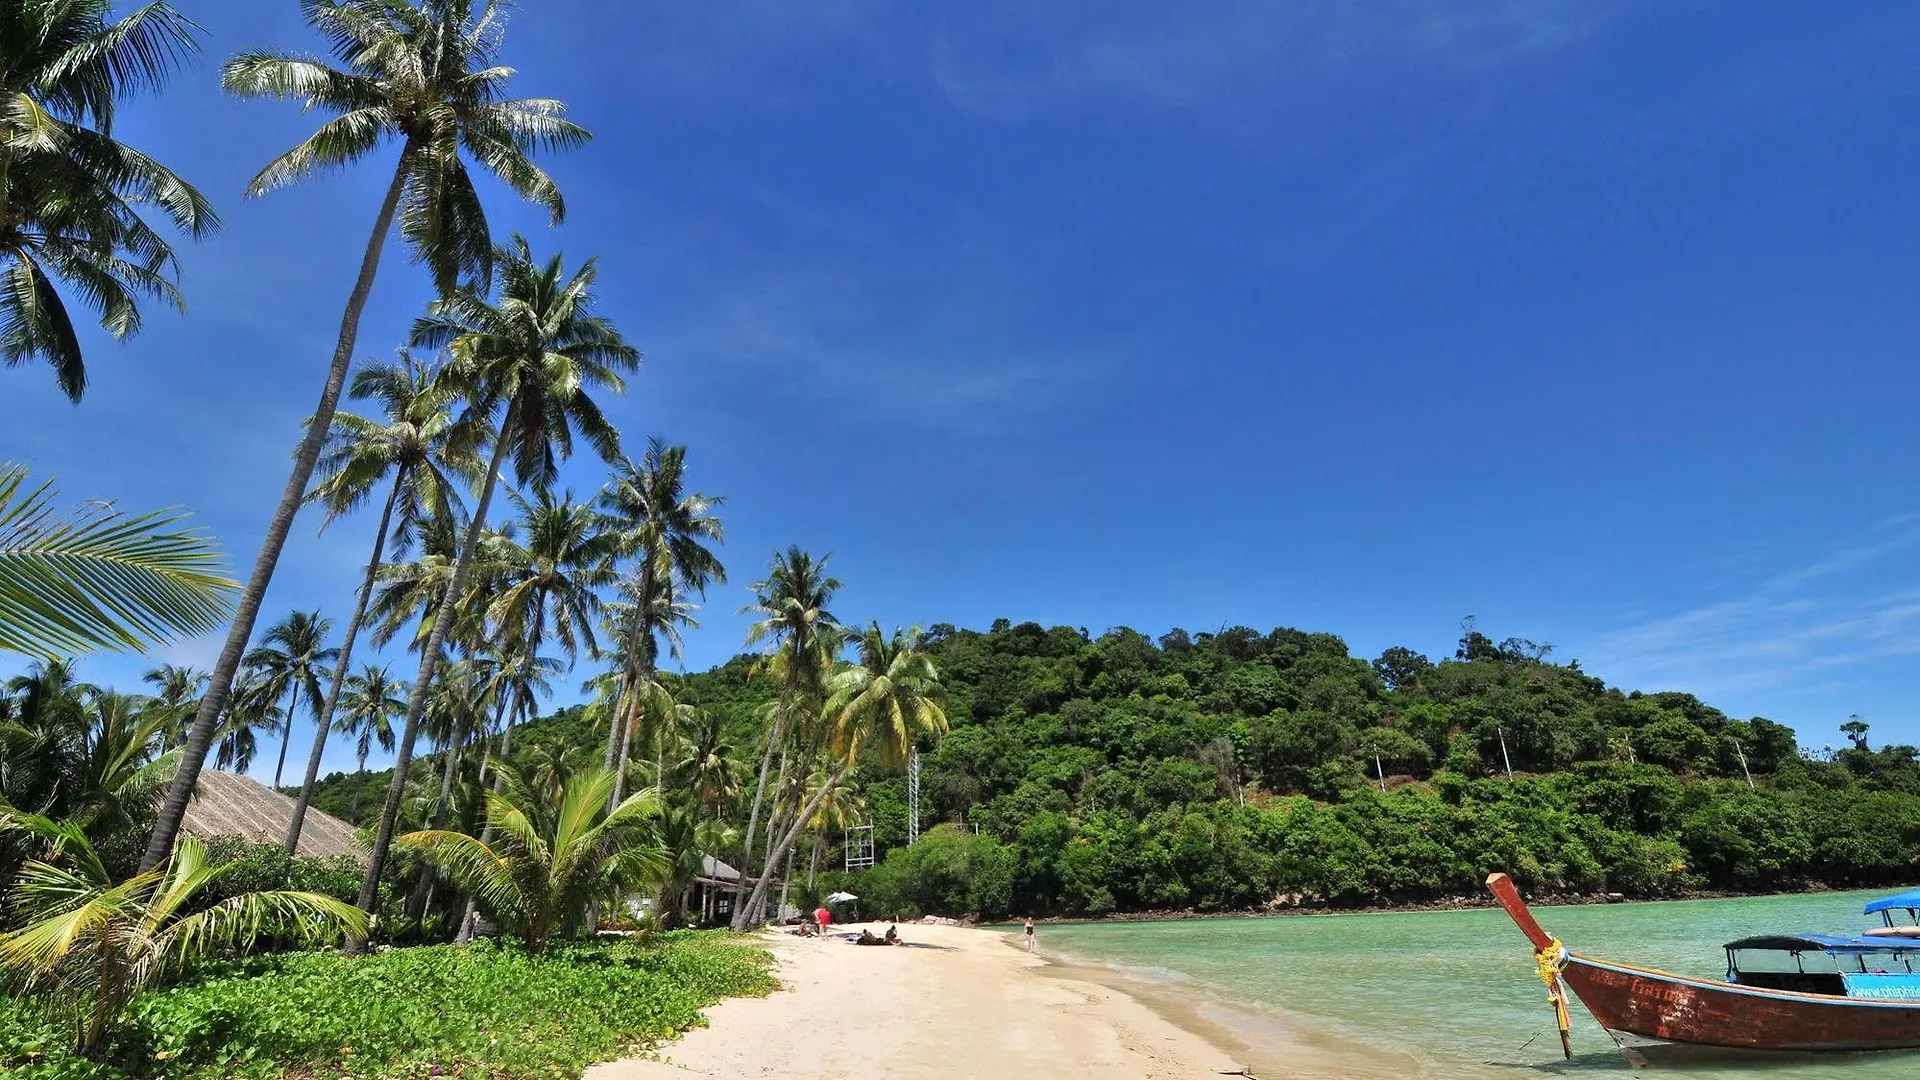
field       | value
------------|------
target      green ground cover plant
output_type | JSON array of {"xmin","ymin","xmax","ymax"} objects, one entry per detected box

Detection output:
[{"xmin": 0, "ymin": 931, "xmax": 775, "ymax": 1080}]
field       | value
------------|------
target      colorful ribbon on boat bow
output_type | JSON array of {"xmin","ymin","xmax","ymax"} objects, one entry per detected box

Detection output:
[{"xmin": 1535, "ymin": 938, "xmax": 1572, "ymax": 1059}]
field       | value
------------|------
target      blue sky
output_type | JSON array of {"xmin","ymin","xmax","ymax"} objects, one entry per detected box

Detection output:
[{"xmin": 9, "ymin": 0, "xmax": 1920, "ymax": 778}]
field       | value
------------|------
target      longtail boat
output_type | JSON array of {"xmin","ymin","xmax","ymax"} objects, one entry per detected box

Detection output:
[{"xmin": 1487, "ymin": 873, "xmax": 1920, "ymax": 1055}]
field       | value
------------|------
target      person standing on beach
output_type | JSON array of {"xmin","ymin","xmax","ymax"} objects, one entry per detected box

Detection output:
[{"xmin": 1023, "ymin": 917, "xmax": 1037, "ymax": 952}]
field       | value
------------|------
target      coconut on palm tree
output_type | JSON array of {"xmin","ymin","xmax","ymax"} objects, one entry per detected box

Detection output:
[
  {"xmin": 355, "ymin": 236, "xmax": 638, "ymax": 914},
  {"xmin": 146, "ymin": 0, "xmax": 588, "ymax": 871},
  {"xmin": 336, "ymin": 664, "xmax": 404, "ymax": 822},
  {"xmin": 1, "ymin": 0, "xmax": 218, "ymax": 402},
  {"xmin": 284, "ymin": 351, "xmax": 480, "ymax": 852},
  {"xmin": 242, "ymin": 610, "xmax": 338, "ymax": 789},
  {"xmin": 398, "ymin": 764, "xmax": 664, "ymax": 953},
  {"xmin": 0, "ymin": 813, "xmax": 363, "ymax": 1054}
]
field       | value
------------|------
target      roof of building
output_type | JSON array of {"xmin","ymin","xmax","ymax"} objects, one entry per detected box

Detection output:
[{"xmin": 180, "ymin": 770, "xmax": 366, "ymax": 862}]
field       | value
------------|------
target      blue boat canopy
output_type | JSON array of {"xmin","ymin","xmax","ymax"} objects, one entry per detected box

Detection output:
[
  {"xmin": 1724, "ymin": 933, "xmax": 1917, "ymax": 955},
  {"xmin": 1866, "ymin": 890, "xmax": 1920, "ymax": 915}
]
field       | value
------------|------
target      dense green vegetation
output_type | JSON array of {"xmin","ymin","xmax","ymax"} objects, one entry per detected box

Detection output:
[
  {"xmin": 0, "ymin": 931, "xmax": 774, "ymax": 1079},
  {"xmin": 831, "ymin": 621, "xmax": 1920, "ymax": 917}
]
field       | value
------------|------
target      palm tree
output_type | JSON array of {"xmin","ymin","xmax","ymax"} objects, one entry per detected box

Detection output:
[
  {"xmin": 213, "ymin": 669, "xmax": 280, "ymax": 775},
  {"xmin": 285, "ymin": 351, "xmax": 479, "ymax": 852},
  {"xmin": 597, "ymin": 440, "xmax": 725, "ymax": 799},
  {"xmin": 398, "ymin": 765, "xmax": 664, "ymax": 953},
  {"xmin": 803, "ymin": 770, "xmax": 862, "ymax": 889},
  {"xmin": 336, "ymin": 664, "xmax": 404, "ymax": 821},
  {"xmin": 732, "ymin": 547, "xmax": 839, "ymax": 926},
  {"xmin": 0, "ymin": 672, "xmax": 171, "ymax": 837},
  {"xmin": 0, "ymin": 660, "xmax": 93, "ymax": 816},
  {"xmin": 0, "ymin": 463, "xmax": 235, "ymax": 659},
  {"xmin": 357, "ymin": 236, "xmax": 637, "ymax": 914},
  {"xmin": 737, "ymin": 623, "xmax": 948, "ymax": 927},
  {"xmin": 1, "ymin": 0, "xmax": 218, "ymax": 402},
  {"xmin": 491, "ymin": 485, "xmax": 619, "ymax": 662},
  {"xmin": 242, "ymin": 611, "xmax": 338, "ymax": 789},
  {"xmin": 600, "ymin": 568, "xmax": 700, "ymax": 806},
  {"xmin": 145, "ymin": 0, "xmax": 589, "ymax": 871},
  {"xmin": 0, "ymin": 813, "xmax": 363, "ymax": 1053},
  {"xmin": 139, "ymin": 664, "xmax": 206, "ymax": 741}
]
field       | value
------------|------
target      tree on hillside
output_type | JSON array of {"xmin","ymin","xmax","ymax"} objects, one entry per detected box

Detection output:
[
  {"xmin": 146, "ymin": 0, "xmax": 589, "ymax": 871},
  {"xmin": 0, "ymin": 0, "xmax": 218, "ymax": 402}
]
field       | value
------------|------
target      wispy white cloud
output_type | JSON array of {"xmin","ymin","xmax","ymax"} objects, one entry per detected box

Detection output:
[
  {"xmin": 598, "ymin": 0, "xmax": 1623, "ymax": 119},
  {"xmin": 925, "ymin": 0, "xmax": 1623, "ymax": 118},
  {"xmin": 652, "ymin": 259, "xmax": 1112, "ymax": 431},
  {"xmin": 1579, "ymin": 526, "xmax": 1920, "ymax": 701}
]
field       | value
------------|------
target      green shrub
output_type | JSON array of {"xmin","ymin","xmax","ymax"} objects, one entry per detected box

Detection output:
[{"xmin": 0, "ymin": 931, "xmax": 775, "ymax": 1079}]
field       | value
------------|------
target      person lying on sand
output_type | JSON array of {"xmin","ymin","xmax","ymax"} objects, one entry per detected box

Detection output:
[
  {"xmin": 885, "ymin": 924, "xmax": 900, "ymax": 945},
  {"xmin": 855, "ymin": 929, "xmax": 887, "ymax": 945}
]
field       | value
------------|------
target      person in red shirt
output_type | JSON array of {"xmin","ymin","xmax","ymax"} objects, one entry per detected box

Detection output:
[{"xmin": 815, "ymin": 905, "xmax": 832, "ymax": 934}]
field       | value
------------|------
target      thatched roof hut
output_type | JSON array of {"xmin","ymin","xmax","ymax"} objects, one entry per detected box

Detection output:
[{"xmin": 181, "ymin": 771, "xmax": 366, "ymax": 863}]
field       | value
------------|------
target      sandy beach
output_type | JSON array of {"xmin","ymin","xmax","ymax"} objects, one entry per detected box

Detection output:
[
  {"xmin": 586, "ymin": 922, "xmax": 1422, "ymax": 1079},
  {"xmin": 585, "ymin": 922, "xmax": 1254, "ymax": 1079}
]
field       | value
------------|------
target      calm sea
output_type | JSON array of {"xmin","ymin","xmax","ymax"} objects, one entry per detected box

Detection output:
[{"xmin": 1037, "ymin": 890, "xmax": 1920, "ymax": 1079}]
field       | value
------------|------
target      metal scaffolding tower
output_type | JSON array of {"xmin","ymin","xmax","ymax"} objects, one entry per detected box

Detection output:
[
  {"xmin": 844, "ymin": 824, "xmax": 874, "ymax": 870},
  {"xmin": 907, "ymin": 748, "xmax": 922, "ymax": 844}
]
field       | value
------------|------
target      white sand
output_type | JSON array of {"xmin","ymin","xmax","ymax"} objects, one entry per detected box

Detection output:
[{"xmin": 585, "ymin": 922, "xmax": 1253, "ymax": 1079}]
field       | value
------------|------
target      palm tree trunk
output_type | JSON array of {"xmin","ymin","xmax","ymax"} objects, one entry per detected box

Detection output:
[
  {"xmin": 732, "ymin": 680, "xmax": 792, "ymax": 929},
  {"xmin": 142, "ymin": 147, "xmax": 417, "ymax": 871},
  {"xmin": 454, "ymin": 704, "xmax": 514, "ymax": 946},
  {"xmin": 350, "ymin": 755, "xmax": 368, "ymax": 822},
  {"xmin": 809, "ymin": 829, "xmax": 824, "ymax": 889},
  {"xmin": 741, "ymin": 760, "xmax": 851, "ymax": 928},
  {"xmin": 286, "ymin": 475, "xmax": 402, "ymax": 853},
  {"xmin": 409, "ymin": 701, "xmax": 473, "ymax": 921},
  {"xmin": 272, "ymin": 683, "xmax": 300, "ymax": 790},
  {"xmin": 354, "ymin": 399, "xmax": 518, "ymax": 921}
]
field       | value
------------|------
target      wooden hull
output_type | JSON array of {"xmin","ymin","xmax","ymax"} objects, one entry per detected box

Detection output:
[
  {"xmin": 1561, "ymin": 952, "xmax": 1920, "ymax": 1051},
  {"xmin": 1485, "ymin": 873, "xmax": 1920, "ymax": 1053}
]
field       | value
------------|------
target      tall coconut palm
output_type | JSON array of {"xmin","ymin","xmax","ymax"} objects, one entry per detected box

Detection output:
[
  {"xmin": 285, "ymin": 351, "xmax": 480, "ymax": 852},
  {"xmin": 737, "ymin": 624, "xmax": 947, "ymax": 927},
  {"xmin": 0, "ymin": 814, "xmax": 363, "ymax": 1053},
  {"xmin": 241, "ymin": 611, "xmax": 337, "ymax": 789},
  {"xmin": 600, "ymin": 568, "xmax": 701, "ymax": 805},
  {"xmin": 357, "ymin": 236, "xmax": 637, "ymax": 913},
  {"xmin": 398, "ymin": 764, "xmax": 663, "ymax": 954},
  {"xmin": 803, "ymin": 770, "xmax": 861, "ymax": 889},
  {"xmin": 491, "ymin": 485, "xmax": 619, "ymax": 663},
  {"xmin": 145, "ymin": 0, "xmax": 588, "ymax": 871},
  {"xmin": 213, "ymin": 669, "xmax": 279, "ymax": 775},
  {"xmin": 138, "ymin": 665, "xmax": 205, "ymax": 709},
  {"xmin": 1, "ymin": 0, "xmax": 218, "ymax": 402},
  {"xmin": 335, "ymin": 664, "xmax": 403, "ymax": 822},
  {"xmin": 732, "ymin": 547, "xmax": 839, "ymax": 925},
  {"xmin": 597, "ymin": 440, "xmax": 725, "ymax": 798}
]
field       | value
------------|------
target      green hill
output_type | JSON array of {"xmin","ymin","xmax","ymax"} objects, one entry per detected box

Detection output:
[{"xmin": 306, "ymin": 620, "xmax": 1920, "ymax": 919}]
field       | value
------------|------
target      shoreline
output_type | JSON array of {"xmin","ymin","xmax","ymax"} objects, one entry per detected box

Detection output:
[
  {"xmin": 1018, "ymin": 880, "xmax": 1905, "ymax": 926},
  {"xmin": 585, "ymin": 922, "xmax": 1260, "ymax": 1078},
  {"xmin": 1032, "ymin": 949, "xmax": 1419, "ymax": 1080}
]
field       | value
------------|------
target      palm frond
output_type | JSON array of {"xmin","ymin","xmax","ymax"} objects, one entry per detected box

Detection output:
[{"xmin": 0, "ymin": 464, "xmax": 237, "ymax": 658}]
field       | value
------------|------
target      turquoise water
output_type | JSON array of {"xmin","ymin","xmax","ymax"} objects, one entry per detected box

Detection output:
[{"xmin": 1038, "ymin": 890, "xmax": 1920, "ymax": 1078}]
